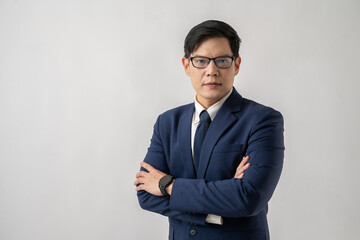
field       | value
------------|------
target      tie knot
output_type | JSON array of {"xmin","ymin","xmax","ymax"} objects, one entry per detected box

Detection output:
[{"xmin": 199, "ymin": 110, "xmax": 211, "ymax": 123}]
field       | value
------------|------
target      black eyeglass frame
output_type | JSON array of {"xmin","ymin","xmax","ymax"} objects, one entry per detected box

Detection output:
[{"xmin": 189, "ymin": 56, "xmax": 235, "ymax": 69}]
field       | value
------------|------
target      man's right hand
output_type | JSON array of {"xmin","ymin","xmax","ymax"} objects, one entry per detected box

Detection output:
[{"xmin": 234, "ymin": 156, "xmax": 250, "ymax": 179}]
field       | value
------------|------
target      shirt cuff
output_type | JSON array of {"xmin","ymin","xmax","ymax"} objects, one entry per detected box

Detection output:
[{"xmin": 205, "ymin": 214, "xmax": 223, "ymax": 225}]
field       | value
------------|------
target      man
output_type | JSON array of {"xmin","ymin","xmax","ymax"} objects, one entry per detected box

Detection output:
[{"xmin": 134, "ymin": 20, "xmax": 284, "ymax": 240}]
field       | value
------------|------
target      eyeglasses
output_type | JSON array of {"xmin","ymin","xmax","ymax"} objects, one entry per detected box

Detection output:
[{"xmin": 189, "ymin": 56, "xmax": 235, "ymax": 69}]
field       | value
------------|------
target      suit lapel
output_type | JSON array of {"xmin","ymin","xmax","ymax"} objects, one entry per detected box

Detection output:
[
  {"xmin": 178, "ymin": 104, "xmax": 196, "ymax": 178},
  {"xmin": 197, "ymin": 89, "xmax": 243, "ymax": 179}
]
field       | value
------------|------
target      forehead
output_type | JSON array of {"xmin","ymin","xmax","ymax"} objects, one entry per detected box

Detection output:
[{"xmin": 191, "ymin": 37, "xmax": 232, "ymax": 57}]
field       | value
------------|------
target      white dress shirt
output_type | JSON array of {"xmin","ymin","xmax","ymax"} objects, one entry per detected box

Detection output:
[{"xmin": 191, "ymin": 88, "xmax": 233, "ymax": 225}]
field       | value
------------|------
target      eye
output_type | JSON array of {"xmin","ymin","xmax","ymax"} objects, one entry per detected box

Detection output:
[
  {"xmin": 191, "ymin": 57, "xmax": 210, "ymax": 68},
  {"xmin": 195, "ymin": 59, "xmax": 206, "ymax": 64},
  {"xmin": 215, "ymin": 58, "xmax": 228, "ymax": 64}
]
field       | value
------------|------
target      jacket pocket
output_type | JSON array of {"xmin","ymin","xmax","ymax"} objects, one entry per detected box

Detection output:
[{"xmin": 207, "ymin": 147, "xmax": 243, "ymax": 180}]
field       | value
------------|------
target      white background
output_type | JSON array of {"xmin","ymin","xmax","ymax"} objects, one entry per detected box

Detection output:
[{"xmin": 1, "ymin": 0, "xmax": 359, "ymax": 239}]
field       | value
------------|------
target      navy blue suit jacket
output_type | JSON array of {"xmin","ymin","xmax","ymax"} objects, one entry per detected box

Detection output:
[{"xmin": 137, "ymin": 88, "xmax": 284, "ymax": 240}]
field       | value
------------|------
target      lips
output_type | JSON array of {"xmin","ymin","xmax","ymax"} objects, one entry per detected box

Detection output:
[{"xmin": 203, "ymin": 82, "xmax": 222, "ymax": 87}]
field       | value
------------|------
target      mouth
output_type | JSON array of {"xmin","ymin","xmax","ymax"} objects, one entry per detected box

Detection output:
[{"xmin": 203, "ymin": 82, "xmax": 222, "ymax": 88}]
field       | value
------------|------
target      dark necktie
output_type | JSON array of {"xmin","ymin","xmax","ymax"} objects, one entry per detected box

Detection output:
[{"xmin": 193, "ymin": 110, "xmax": 211, "ymax": 172}]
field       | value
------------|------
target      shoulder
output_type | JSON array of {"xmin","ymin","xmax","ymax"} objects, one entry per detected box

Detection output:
[
  {"xmin": 158, "ymin": 103, "xmax": 194, "ymax": 120},
  {"xmin": 240, "ymin": 98, "xmax": 284, "ymax": 124},
  {"xmin": 227, "ymin": 88, "xmax": 283, "ymax": 121},
  {"xmin": 153, "ymin": 103, "xmax": 193, "ymax": 128}
]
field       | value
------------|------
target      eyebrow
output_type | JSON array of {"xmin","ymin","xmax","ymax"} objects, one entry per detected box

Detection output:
[{"xmin": 190, "ymin": 55, "xmax": 233, "ymax": 58}]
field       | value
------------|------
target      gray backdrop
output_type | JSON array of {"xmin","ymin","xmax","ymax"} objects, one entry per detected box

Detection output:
[{"xmin": 1, "ymin": 0, "xmax": 359, "ymax": 239}]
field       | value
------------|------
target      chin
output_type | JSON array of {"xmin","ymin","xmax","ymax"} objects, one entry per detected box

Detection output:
[
  {"xmin": 203, "ymin": 94, "xmax": 223, "ymax": 102},
  {"xmin": 206, "ymin": 91, "xmax": 226, "ymax": 99}
]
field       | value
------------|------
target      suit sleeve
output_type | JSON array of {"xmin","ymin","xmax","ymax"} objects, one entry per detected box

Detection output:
[
  {"xmin": 169, "ymin": 110, "xmax": 284, "ymax": 218},
  {"xmin": 137, "ymin": 116, "xmax": 207, "ymax": 226}
]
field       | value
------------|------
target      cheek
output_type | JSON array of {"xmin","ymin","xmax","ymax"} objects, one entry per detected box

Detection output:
[
  {"xmin": 190, "ymin": 73, "xmax": 203, "ymax": 87},
  {"xmin": 222, "ymin": 72, "xmax": 235, "ymax": 85}
]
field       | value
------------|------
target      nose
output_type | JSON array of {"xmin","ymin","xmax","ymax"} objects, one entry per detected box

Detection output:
[{"xmin": 205, "ymin": 60, "xmax": 219, "ymax": 76}]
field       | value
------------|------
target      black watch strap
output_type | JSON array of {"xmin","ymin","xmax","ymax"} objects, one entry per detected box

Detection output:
[{"xmin": 159, "ymin": 175, "xmax": 173, "ymax": 199}]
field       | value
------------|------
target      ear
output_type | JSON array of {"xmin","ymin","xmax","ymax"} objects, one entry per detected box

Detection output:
[
  {"xmin": 182, "ymin": 57, "xmax": 191, "ymax": 76},
  {"xmin": 234, "ymin": 57, "xmax": 241, "ymax": 76}
]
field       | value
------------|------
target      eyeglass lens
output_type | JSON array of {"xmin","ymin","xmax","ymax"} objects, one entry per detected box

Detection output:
[{"xmin": 191, "ymin": 57, "xmax": 233, "ymax": 68}]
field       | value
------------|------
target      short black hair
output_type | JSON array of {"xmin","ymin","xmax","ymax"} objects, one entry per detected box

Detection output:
[{"xmin": 184, "ymin": 20, "xmax": 241, "ymax": 58}]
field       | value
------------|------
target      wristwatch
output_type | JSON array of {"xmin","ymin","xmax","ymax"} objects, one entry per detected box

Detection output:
[{"xmin": 159, "ymin": 175, "xmax": 173, "ymax": 199}]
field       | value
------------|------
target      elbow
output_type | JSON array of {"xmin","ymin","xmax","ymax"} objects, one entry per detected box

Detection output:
[
  {"xmin": 243, "ymin": 199, "xmax": 267, "ymax": 217},
  {"xmin": 232, "ymin": 186, "xmax": 271, "ymax": 217},
  {"xmin": 137, "ymin": 190, "xmax": 151, "ymax": 211},
  {"xmin": 220, "ymin": 197, "xmax": 265, "ymax": 218},
  {"xmin": 136, "ymin": 190, "xmax": 170, "ymax": 217},
  {"xmin": 138, "ymin": 199, "xmax": 147, "ymax": 211},
  {"xmin": 224, "ymin": 199, "xmax": 267, "ymax": 218}
]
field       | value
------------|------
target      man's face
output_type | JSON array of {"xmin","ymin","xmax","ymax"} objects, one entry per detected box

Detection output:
[{"xmin": 182, "ymin": 37, "xmax": 241, "ymax": 108}]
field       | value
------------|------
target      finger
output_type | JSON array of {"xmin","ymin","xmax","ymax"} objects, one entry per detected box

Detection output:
[
  {"xmin": 234, "ymin": 172, "xmax": 244, "ymax": 178},
  {"xmin": 136, "ymin": 171, "xmax": 147, "ymax": 178},
  {"xmin": 239, "ymin": 156, "xmax": 249, "ymax": 168},
  {"xmin": 234, "ymin": 167, "xmax": 242, "ymax": 177},
  {"xmin": 234, "ymin": 169, "xmax": 243, "ymax": 178},
  {"xmin": 135, "ymin": 185, "xmax": 144, "ymax": 191},
  {"xmin": 234, "ymin": 163, "xmax": 250, "ymax": 177},
  {"xmin": 134, "ymin": 178, "xmax": 144, "ymax": 186},
  {"xmin": 236, "ymin": 156, "xmax": 249, "ymax": 171},
  {"xmin": 236, "ymin": 162, "xmax": 250, "ymax": 175},
  {"xmin": 237, "ymin": 156, "xmax": 246, "ymax": 170},
  {"xmin": 234, "ymin": 172, "xmax": 244, "ymax": 179},
  {"xmin": 140, "ymin": 162, "xmax": 155, "ymax": 172},
  {"xmin": 242, "ymin": 162, "xmax": 251, "ymax": 171}
]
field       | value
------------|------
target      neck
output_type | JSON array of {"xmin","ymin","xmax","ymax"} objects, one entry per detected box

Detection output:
[{"xmin": 195, "ymin": 96, "xmax": 218, "ymax": 109}]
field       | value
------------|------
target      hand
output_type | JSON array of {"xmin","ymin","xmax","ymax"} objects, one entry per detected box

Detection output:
[
  {"xmin": 234, "ymin": 156, "xmax": 250, "ymax": 179},
  {"xmin": 134, "ymin": 162, "xmax": 167, "ymax": 196}
]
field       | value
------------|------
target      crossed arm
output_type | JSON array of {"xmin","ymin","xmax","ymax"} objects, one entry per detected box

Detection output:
[
  {"xmin": 135, "ymin": 110, "xmax": 284, "ymax": 224},
  {"xmin": 134, "ymin": 156, "xmax": 251, "ymax": 196}
]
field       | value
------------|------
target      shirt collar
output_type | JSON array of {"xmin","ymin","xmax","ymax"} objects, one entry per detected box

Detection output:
[{"xmin": 193, "ymin": 88, "xmax": 233, "ymax": 123}]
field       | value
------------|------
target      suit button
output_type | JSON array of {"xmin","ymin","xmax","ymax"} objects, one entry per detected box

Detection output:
[{"xmin": 190, "ymin": 229, "xmax": 197, "ymax": 236}]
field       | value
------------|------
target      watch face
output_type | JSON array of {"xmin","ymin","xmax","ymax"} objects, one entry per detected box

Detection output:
[
  {"xmin": 160, "ymin": 175, "xmax": 172, "ymax": 186},
  {"xmin": 159, "ymin": 175, "xmax": 173, "ymax": 198}
]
